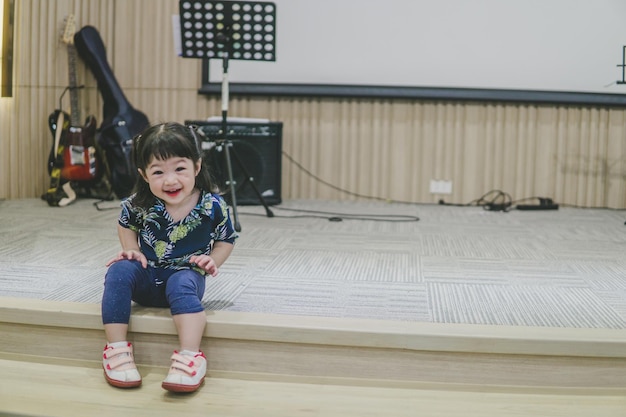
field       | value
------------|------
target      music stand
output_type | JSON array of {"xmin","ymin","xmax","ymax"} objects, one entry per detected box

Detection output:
[{"xmin": 179, "ymin": 0, "xmax": 277, "ymax": 232}]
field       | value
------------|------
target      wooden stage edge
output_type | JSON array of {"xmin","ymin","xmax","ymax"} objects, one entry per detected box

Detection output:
[{"xmin": 2, "ymin": 296, "xmax": 626, "ymax": 391}]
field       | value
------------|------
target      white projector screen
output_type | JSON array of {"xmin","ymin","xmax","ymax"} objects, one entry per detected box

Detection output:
[{"xmin": 197, "ymin": 0, "xmax": 626, "ymax": 104}]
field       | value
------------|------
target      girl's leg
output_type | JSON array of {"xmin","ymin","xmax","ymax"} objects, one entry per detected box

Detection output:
[
  {"xmin": 102, "ymin": 259, "xmax": 151, "ymax": 342},
  {"xmin": 162, "ymin": 269, "xmax": 207, "ymax": 392},
  {"xmin": 164, "ymin": 269, "xmax": 207, "ymax": 351},
  {"xmin": 101, "ymin": 259, "xmax": 154, "ymax": 388},
  {"xmin": 104, "ymin": 323, "xmax": 129, "ymax": 344},
  {"xmin": 172, "ymin": 311, "xmax": 207, "ymax": 352}
]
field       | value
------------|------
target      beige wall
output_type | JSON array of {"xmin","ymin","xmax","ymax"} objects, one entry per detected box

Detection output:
[{"xmin": 1, "ymin": 0, "xmax": 625, "ymax": 208}]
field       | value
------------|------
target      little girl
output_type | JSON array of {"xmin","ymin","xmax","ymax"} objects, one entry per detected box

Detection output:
[{"xmin": 101, "ymin": 122, "xmax": 237, "ymax": 393}]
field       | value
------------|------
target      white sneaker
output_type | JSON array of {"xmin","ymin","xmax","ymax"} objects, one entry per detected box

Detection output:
[
  {"xmin": 102, "ymin": 341, "xmax": 142, "ymax": 388},
  {"xmin": 161, "ymin": 350, "xmax": 207, "ymax": 393}
]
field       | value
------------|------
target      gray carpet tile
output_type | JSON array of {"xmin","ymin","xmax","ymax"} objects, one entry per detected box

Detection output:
[
  {"xmin": 430, "ymin": 283, "xmax": 626, "ymax": 328},
  {"xmin": 1, "ymin": 198, "xmax": 625, "ymax": 328}
]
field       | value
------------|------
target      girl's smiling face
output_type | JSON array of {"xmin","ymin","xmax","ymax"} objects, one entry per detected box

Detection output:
[{"xmin": 140, "ymin": 155, "xmax": 201, "ymax": 208}]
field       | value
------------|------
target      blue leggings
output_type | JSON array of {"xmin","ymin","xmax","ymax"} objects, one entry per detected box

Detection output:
[{"xmin": 102, "ymin": 259, "xmax": 206, "ymax": 324}]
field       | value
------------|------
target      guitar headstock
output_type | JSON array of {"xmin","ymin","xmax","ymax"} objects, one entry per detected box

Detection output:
[{"xmin": 61, "ymin": 14, "xmax": 76, "ymax": 45}]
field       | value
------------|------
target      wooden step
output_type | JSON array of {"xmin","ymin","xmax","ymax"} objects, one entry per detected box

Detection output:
[
  {"xmin": 1, "ymin": 353, "xmax": 626, "ymax": 417},
  {"xmin": 2, "ymin": 296, "xmax": 626, "ymax": 390}
]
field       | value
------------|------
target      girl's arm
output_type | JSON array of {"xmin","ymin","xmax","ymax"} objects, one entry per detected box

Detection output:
[
  {"xmin": 208, "ymin": 241, "xmax": 234, "ymax": 268},
  {"xmin": 189, "ymin": 241, "xmax": 234, "ymax": 277},
  {"xmin": 105, "ymin": 225, "xmax": 147, "ymax": 268},
  {"xmin": 118, "ymin": 224, "xmax": 141, "ymax": 251}
]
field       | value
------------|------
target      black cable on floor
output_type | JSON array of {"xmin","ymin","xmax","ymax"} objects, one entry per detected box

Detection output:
[{"xmin": 237, "ymin": 151, "xmax": 421, "ymax": 222}]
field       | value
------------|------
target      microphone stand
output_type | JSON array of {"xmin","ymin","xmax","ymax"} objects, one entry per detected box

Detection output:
[{"xmin": 216, "ymin": 32, "xmax": 274, "ymax": 232}]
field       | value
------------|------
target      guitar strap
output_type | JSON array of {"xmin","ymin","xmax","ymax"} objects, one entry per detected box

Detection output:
[{"xmin": 43, "ymin": 111, "xmax": 77, "ymax": 207}]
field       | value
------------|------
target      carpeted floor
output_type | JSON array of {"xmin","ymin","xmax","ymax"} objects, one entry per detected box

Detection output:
[{"xmin": 1, "ymin": 197, "xmax": 625, "ymax": 328}]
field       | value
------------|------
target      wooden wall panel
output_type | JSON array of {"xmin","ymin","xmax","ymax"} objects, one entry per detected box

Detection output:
[{"xmin": 1, "ymin": 0, "xmax": 625, "ymax": 208}]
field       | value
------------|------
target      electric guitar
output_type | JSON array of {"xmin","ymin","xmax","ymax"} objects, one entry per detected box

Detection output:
[{"xmin": 47, "ymin": 14, "xmax": 100, "ymax": 183}]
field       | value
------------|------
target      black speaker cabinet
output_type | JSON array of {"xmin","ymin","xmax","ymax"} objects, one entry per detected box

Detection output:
[{"xmin": 185, "ymin": 120, "xmax": 282, "ymax": 206}]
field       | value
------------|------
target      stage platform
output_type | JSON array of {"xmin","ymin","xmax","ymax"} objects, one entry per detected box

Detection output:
[{"xmin": 1, "ymin": 197, "xmax": 625, "ymax": 415}]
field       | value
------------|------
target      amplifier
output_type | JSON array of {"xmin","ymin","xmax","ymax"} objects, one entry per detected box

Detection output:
[{"xmin": 185, "ymin": 120, "xmax": 282, "ymax": 206}]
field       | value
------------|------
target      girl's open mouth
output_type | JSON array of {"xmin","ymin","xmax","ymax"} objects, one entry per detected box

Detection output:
[{"xmin": 165, "ymin": 189, "xmax": 181, "ymax": 197}]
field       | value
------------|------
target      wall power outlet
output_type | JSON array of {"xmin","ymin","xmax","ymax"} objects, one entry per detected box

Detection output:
[{"xmin": 429, "ymin": 180, "xmax": 452, "ymax": 194}]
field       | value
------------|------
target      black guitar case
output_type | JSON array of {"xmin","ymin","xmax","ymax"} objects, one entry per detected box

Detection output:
[{"xmin": 74, "ymin": 25, "xmax": 150, "ymax": 199}]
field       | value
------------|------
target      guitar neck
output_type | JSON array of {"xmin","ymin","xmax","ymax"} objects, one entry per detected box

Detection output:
[{"xmin": 67, "ymin": 44, "xmax": 81, "ymax": 126}]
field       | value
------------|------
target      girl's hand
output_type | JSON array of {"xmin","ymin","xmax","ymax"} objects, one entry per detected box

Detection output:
[
  {"xmin": 189, "ymin": 254, "xmax": 218, "ymax": 277},
  {"xmin": 106, "ymin": 250, "xmax": 148, "ymax": 268}
]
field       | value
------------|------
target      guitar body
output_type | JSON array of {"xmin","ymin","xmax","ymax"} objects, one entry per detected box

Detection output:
[
  {"xmin": 47, "ymin": 110, "xmax": 100, "ymax": 182},
  {"xmin": 61, "ymin": 115, "xmax": 99, "ymax": 182}
]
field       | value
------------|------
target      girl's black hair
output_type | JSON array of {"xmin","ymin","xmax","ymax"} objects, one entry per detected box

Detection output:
[{"xmin": 131, "ymin": 122, "xmax": 217, "ymax": 208}]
